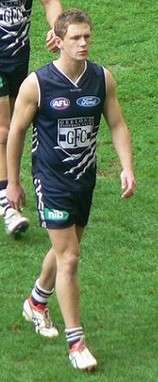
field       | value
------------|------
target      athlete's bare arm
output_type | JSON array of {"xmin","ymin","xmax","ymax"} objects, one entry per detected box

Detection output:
[
  {"xmin": 6, "ymin": 74, "xmax": 38, "ymax": 209},
  {"xmin": 103, "ymin": 69, "xmax": 136, "ymax": 198}
]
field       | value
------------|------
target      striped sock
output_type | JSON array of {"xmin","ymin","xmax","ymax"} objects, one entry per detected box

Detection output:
[
  {"xmin": 0, "ymin": 180, "xmax": 12, "ymax": 215},
  {"xmin": 65, "ymin": 327, "xmax": 85, "ymax": 348},
  {"xmin": 31, "ymin": 279, "xmax": 54, "ymax": 305}
]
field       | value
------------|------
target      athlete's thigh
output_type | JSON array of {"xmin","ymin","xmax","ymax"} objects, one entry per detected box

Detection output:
[
  {"xmin": 48, "ymin": 225, "xmax": 80, "ymax": 256},
  {"xmin": 9, "ymin": 97, "xmax": 16, "ymax": 117},
  {"xmin": 0, "ymin": 96, "xmax": 11, "ymax": 130},
  {"xmin": 75, "ymin": 225, "xmax": 84, "ymax": 243},
  {"xmin": 0, "ymin": 72, "xmax": 10, "ymax": 128}
]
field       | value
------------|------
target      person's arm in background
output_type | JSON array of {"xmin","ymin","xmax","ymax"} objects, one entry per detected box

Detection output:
[
  {"xmin": 40, "ymin": 0, "xmax": 63, "ymax": 51},
  {"xmin": 103, "ymin": 69, "xmax": 136, "ymax": 198}
]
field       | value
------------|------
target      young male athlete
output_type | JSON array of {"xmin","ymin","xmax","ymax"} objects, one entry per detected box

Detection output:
[
  {"xmin": 0, "ymin": 0, "xmax": 62, "ymax": 235},
  {"xmin": 6, "ymin": 9, "xmax": 136, "ymax": 371}
]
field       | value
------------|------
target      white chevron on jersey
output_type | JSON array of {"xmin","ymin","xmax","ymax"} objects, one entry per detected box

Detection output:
[
  {"xmin": 76, "ymin": 155, "xmax": 96, "ymax": 180},
  {"xmin": 32, "ymin": 126, "xmax": 38, "ymax": 153},
  {"xmin": 62, "ymin": 153, "xmax": 83, "ymax": 162},
  {"xmin": 63, "ymin": 131, "xmax": 97, "ymax": 165},
  {"xmin": 65, "ymin": 138, "xmax": 96, "ymax": 173}
]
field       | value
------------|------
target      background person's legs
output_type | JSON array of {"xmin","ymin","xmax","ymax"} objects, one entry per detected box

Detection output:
[
  {"xmin": 0, "ymin": 96, "xmax": 11, "ymax": 181},
  {"xmin": 0, "ymin": 74, "xmax": 29, "ymax": 234}
]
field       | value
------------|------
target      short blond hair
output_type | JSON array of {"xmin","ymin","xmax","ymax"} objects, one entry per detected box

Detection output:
[{"xmin": 54, "ymin": 9, "xmax": 92, "ymax": 39}]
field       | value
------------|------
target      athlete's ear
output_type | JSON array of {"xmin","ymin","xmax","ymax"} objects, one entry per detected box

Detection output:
[{"xmin": 55, "ymin": 36, "xmax": 63, "ymax": 50}]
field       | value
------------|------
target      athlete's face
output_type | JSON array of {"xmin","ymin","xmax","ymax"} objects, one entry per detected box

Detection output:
[{"xmin": 58, "ymin": 23, "xmax": 91, "ymax": 61}]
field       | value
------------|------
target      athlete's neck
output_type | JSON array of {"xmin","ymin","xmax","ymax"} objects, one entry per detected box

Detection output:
[{"xmin": 53, "ymin": 58, "xmax": 86, "ymax": 83}]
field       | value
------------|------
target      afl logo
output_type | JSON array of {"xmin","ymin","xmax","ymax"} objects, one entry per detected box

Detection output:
[
  {"xmin": 50, "ymin": 97, "xmax": 70, "ymax": 110},
  {"xmin": 76, "ymin": 96, "xmax": 100, "ymax": 107}
]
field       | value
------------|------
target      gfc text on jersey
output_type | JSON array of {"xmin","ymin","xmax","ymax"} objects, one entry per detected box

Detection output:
[
  {"xmin": 0, "ymin": 1, "xmax": 27, "ymax": 25},
  {"xmin": 57, "ymin": 116, "xmax": 94, "ymax": 152}
]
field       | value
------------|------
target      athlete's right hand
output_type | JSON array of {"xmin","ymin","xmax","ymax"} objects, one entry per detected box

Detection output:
[{"xmin": 6, "ymin": 183, "xmax": 26, "ymax": 211}]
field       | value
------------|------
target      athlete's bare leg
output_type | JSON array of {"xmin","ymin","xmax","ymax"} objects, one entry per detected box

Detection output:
[{"xmin": 38, "ymin": 225, "xmax": 84, "ymax": 328}]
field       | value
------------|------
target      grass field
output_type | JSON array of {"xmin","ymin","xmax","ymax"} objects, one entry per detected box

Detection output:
[{"xmin": 1, "ymin": 0, "xmax": 158, "ymax": 381}]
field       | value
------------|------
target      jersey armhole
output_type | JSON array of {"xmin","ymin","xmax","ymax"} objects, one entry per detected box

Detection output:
[
  {"xmin": 32, "ymin": 72, "xmax": 41, "ymax": 108},
  {"xmin": 102, "ymin": 67, "xmax": 108, "ymax": 97}
]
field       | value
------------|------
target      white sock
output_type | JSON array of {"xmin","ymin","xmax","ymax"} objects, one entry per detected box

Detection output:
[{"xmin": 31, "ymin": 279, "xmax": 54, "ymax": 304}]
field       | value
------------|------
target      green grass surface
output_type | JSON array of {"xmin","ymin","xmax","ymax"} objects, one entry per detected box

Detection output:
[{"xmin": 1, "ymin": 1, "xmax": 158, "ymax": 381}]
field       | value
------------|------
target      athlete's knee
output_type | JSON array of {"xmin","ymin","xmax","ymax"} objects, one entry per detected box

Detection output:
[
  {"xmin": 67, "ymin": 253, "xmax": 79, "ymax": 273},
  {"xmin": 0, "ymin": 126, "xmax": 9, "ymax": 144},
  {"xmin": 57, "ymin": 249, "xmax": 80, "ymax": 275}
]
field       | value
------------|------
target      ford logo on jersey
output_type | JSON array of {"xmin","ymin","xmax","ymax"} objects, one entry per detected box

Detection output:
[
  {"xmin": 50, "ymin": 98, "xmax": 70, "ymax": 110},
  {"xmin": 76, "ymin": 96, "xmax": 101, "ymax": 107}
]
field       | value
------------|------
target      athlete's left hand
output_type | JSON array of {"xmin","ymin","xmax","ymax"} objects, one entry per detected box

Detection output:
[
  {"xmin": 120, "ymin": 169, "xmax": 136, "ymax": 199},
  {"xmin": 46, "ymin": 29, "xmax": 58, "ymax": 52}
]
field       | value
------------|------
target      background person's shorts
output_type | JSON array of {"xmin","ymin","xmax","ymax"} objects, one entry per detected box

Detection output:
[
  {"xmin": 33, "ymin": 176, "xmax": 94, "ymax": 229},
  {"xmin": 0, "ymin": 61, "xmax": 29, "ymax": 98}
]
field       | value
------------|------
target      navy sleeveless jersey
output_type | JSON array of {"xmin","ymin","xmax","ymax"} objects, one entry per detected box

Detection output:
[
  {"xmin": 32, "ymin": 61, "xmax": 106, "ymax": 191},
  {"xmin": 0, "ymin": 0, "xmax": 33, "ymax": 64}
]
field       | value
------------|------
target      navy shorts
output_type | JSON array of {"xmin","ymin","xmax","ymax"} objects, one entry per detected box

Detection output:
[
  {"xmin": 0, "ymin": 61, "xmax": 29, "ymax": 98},
  {"xmin": 33, "ymin": 176, "xmax": 94, "ymax": 229}
]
